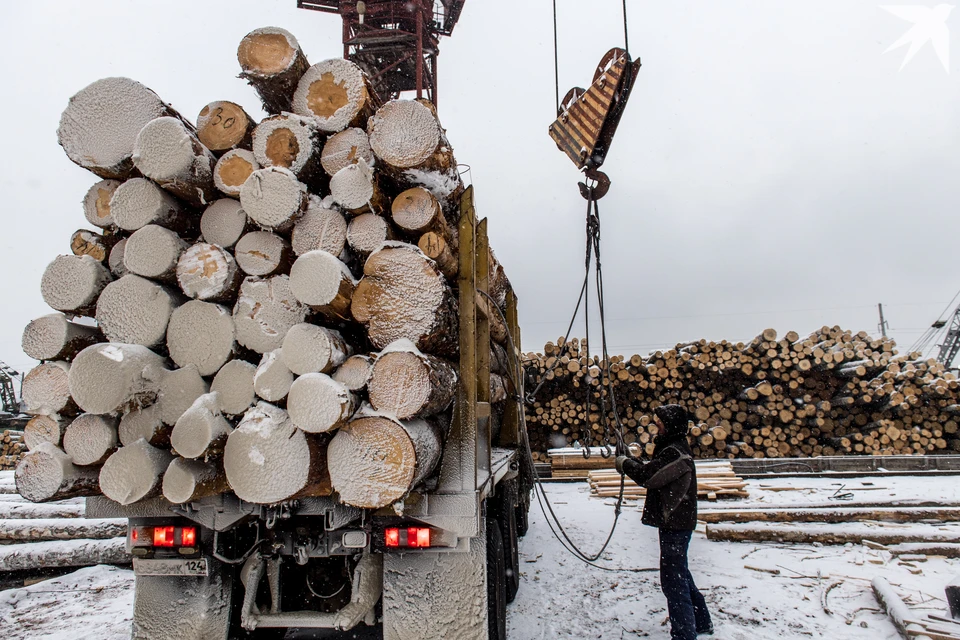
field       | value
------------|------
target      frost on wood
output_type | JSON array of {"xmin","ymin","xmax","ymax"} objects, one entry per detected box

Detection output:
[
  {"xmin": 347, "ymin": 213, "xmax": 393, "ymax": 256},
  {"xmin": 291, "ymin": 196, "xmax": 348, "ymax": 257},
  {"xmin": 289, "ymin": 250, "xmax": 356, "ymax": 319},
  {"xmin": 235, "ymin": 231, "xmax": 293, "ymax": 277},
  {"xmin": 214, "ymin": 148, "xmax": 260, "ymax": 198},
  {"xmin": 15, "ymin": 442, "xmax": 100, "ymax": 503},
  {"xmin": 333, "ymin": 355, "xmax": 374, "ymax": 392},
  {"xmin": 24, "ymin": 416, "xmax": 66, "ymax": 450},
  {"xmin": 82, "ymin": 179, "xmax": 122, "ymax": 228},
  {"xmin": 133, "ymin": 116, "xmax": 217, "ymax": 206},
  {"xmin": 281, "ymin": 323, "xmax": 351, "ymax": 375},
  {"xmin": 239, "ymin": 166, "xmax": 308, "ymax": 232},
  {"xmin": 108, "ymin": 238, "xmax": 129, "ymax": 277},
  {"xmin": 253, "ymin": 349, "xmax": 293, "ymax": 403},
  {"xmin": 40, "ymin": 254, "xmax": 112, "ymax": 316},
  {"xmin": 63, "ymin": 414, "xmax": 119, "ymax": 466},
  {"xmin": 118, "ymin": 404, "xmax": 168, "ymax": 447},
  {"xmin": 0, "ymin": 538, "xmax": 128, "ymax": 572},
  {"xmin": 223, "ymin": 402, "xmax": 331, "ymax": 504},
  {"xmin": 22, "ymin": 362, "xmax": 75, "ymax": 417},
  {"xmin": 233, "ymin": 275, "xmax": 308, "ymax": 353},
  {"xmin": 99, "ymin": 439, "xmax": 174, "ymax": 505},
  {"xmin": 211, "ymin": 360, "xmax": 257, "ymax": 416},
  {"xmin": 162, "ymin": 457, "xmax": 229, "ymax": 503},
  {"xmin": 57, "ymin": 77, "xmax": 177, "ymax": 180},
  {"xmin": 171, "ymin": 392, "xmax": 232, "ymax": 459},
  {"xmin": 68, "ymin": 343, "xmax": 167, "ymax": 414},
  {"xmin": 367, "ymin": 99, "xmax": 441, "ymax": 169},
  {"xmin": 368, "ymin": 343, "xmax": 457, "ymax": 419},
  {"xmin": 330, "ymin": 159, "xmax": 380, "ymax": 214},
  {"xmin": 158, "ymin": 365, "xmax": 209, "ymax": 426},
  {"xmin": 293, "ymin": 59, "xmax": 372, "ymax": 133},
  {"xmin": 96, "ymin": 274, "xmax": 182, "ymax": 347},
  {"xmin": 237, "ymin": 27, "xmax": 310, "ymax": 115},
  {"xmin": 123, "ymin": 224, "xmax": 188, "ymax": 282},
  {"xmin": 200, "ymin": 199, "xmax": 248, "ymax": 247},
  {"xmin": 252, "ymin": 113, "xmax": 325, "ymax": 187},
  {"xmin": 21, "ymin": 313, "xmax": 102, "ymax": 362},
  {"xmin": 287, "ymin": 373, "xmax": 357, "ymax": 433},
  {"xmin": 166, "ymin": 301, "xmax": 236, "ymax": 376},
  {"xmin": 327, "ymin": 415, "xmax": 441, "ymax": 509},
  {"xmin": 320, "ymin": 127, "xmax": 374, "ymax": 178},
  {"xmin": 176, "ymin": 243, "xmax": 241, "ymax": 303},
  {"xmin": 110, "ymin": 177, "xmax": 192, "ymax": 233},
  {"xmin": 196, "ymin": 101, "xmax": 254, "ymax": 152}
]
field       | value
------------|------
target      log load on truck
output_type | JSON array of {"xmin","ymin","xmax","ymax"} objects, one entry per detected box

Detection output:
[{"xmin": 14, "ymin": 14, "xmax": 534, "ymax": 639}]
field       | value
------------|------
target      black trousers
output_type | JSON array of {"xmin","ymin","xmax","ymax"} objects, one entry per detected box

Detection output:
[{"xmin": 659, "ymin": 528, "xmax": 712, "ymax": 639}]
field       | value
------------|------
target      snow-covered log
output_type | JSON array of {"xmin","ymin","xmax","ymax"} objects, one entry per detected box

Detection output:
[
  {"xmin": 233, "ymin": 275, "xmax": 308, "ymax": 353},
  {"xmin": 197, "ymin": 101, "xmax": 254, "ymax": 153},
  {"xmin": 200, "ymin": 199, "xmax": 250, "ymax": 248},
  {"xmin": 68, "ymin": 343, "xmax": 167, "ymax": 415},
  {"xmin": 330, "ymin": 159, "xmax": 383, "ymax": 214},
  {"xmin": 291, "ymin": 196, "xmax": 348, "ymax": 257},
  {"xmin": 40, "ymin": 255, "xmax": 113, "ymax": 316},
  {"xmin": 158, "ymin": 365, "xmax": 209, "ymax": 426},
  {"xmin": 347, "ymin": 213, "xmax": 394, "ymax": 257},
  {"xmin": 22, "ymin": 362, "xmax": 76, "ymax": 417},
  {"xmin": 223, "ymin": 402, "xmax": 332, "ymax": 503},
  {"xmin": 321, "ymin": 127, "xmax": 374, "ymax": 177},
  {"xmin": 235, "ymin": 231, "xmax": 293, "ymax": 277},
  {"xmin": 391, "ymin": 187, "xmax": 452, "ymax": 237},
  {"xmin": 175, "ymin": 243, "xmax": 242, "ymax": 303},
  {"xmin": 281, "ymin": 324, "xmax": 351, "ymax": 375},
  {"xmin": 287, "ymin": 373, "xmax": 356, "ymax": 433},
  {"xmin": 123, "ymin": 224, "xmax": 188, "ymax": 282},
  {"xmin": 237, "ymin": 27, "xmax": 309, "ymax": 115},
  {"xmin": 82, "ymin": 179, "xmax": 122, "ymax": 229},
  {"xmin": 239, "ymin": 166, "xmax": 308, "ymax": 232},
  {"xmin": 368, "ymin": 343, "xmax": 456, "ymax": 419},
  {"xmin": 253, "ymin": 350, "xmax": 293, "ymax": 403},
  {"xmin": 252, "ymin": 113, "xmax": 325, "ymax": 189},
  {"xmin": 95, "ymin": 274, "xmax": 182, "ymax": 347},
  {"xmin": 0, "ymin": 538, "xmax": 128, "ymax": 572},
  {"xmin": 110, "ymin": 178, "xmax": 194, "ymax": 234},
  {"xmin": 70, "ymin": 229, "xmax": 118, "ymax": 263},
  {"xmin": 0, "ymin": 502, "xmax": 83, "ymax": 520},
  {"xmin": 118, "ymin": 404, "xmax": 168, "ymax": 448},
  {"xmin": 210, "ymin": 360, "xmax": 257, "ymax": 416},
  {"xmin": 705, "ymin": 523, "xmax": 960, "ymax": 545},
  {"xmin": 15, "ymin": 442, "xmax": 101, "ymax": 503},
  {"xmin": 21, "ymin": 313, "xmax": 102, "ymax": 362},
  {"xmin": 293, "ymin": 59, "xmax": 375, "ymax": 132},
  {"xmin": 63, "ymin": 414, "xmax": 119, "ymax": 466},
  {"xmin": 99, "ymin": 439, "xmax": 174, "ymax": 505},
  {"xmin": 872, "ymin": 577, "xmax": 933, "ymax": 640},
  {"xmin": 57, "ymin": 77, "xmax": 181, "ymax": 180},
  {"xmin": 108, "ymin": 238, "xmax": 129, "ymax": 277},
  {"xmin": 214, "ymin": 149, "xmax": 260, "ymax": 198},
  {"xmin": 327, "ymin": 415, "xmax": 441, "ymax": 509},
  {"xmin": 332, "ymin": 355, "xmax": 374, "ymax": 392},
  {"xmin": 162, "ymin": 457, "xmax": 229, "ymax": 504},
  {"xmin": 0, "ymin": 518, "xmax": 126, "ymax": 542},
  {"xmin": 170, "ymin": 392, "xmax": 232, "ymax": 459},
  {"xmin": 133, "ymin": 116, "xmax": 217, "ymax": 207},
  {"xmin": 24, "ymin": 416, "xmax": 66, "ymax": 450},
  {"xmin": 166, "ymin": 301, "xmax": 237, "ymax": 376},
  {"xmin": 289, "ymin": 250, "xmax": 356, "ymax": 320}
]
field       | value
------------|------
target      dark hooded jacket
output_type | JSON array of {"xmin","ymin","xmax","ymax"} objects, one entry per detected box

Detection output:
[{"xmin": 622, "ymin": 405, "xmax": 698, "ymax": 531}]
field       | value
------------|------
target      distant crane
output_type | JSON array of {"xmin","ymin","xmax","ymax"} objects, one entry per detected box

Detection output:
[
  {"xmin": 0, "ymin": 360, "xmax": 22, "ymax": 419},
  {"xmin": 909, "ymin": 294, "xmax": 960, "ymax": 370}
]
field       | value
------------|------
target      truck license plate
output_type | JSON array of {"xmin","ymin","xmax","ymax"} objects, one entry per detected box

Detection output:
[{"xmin": 133, "ymin": 558, "xmax": 209, "ymax": 577}]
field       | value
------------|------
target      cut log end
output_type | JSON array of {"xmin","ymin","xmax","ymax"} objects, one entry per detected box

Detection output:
[
  {"xmin": 332, "ymin": 355, "xmax": 374, "ymax": 392},
  {"xmin": 368, "ymin": 100, "xmax": 441, "ymax": 170},
  {"xmin": 124, "ymin": 224, "xmax": 188, "ymax": 281},
  {"xmin": 82, "ymin": 180, "xmax": 122, "ymax": 229},
  {"xmin": 347, "ymin": 213, "xmax": 392, "ymax": 256},
  {"xmin": 118, "ymin": 404, "xmax": 167, "ymax": 448},
  {"xmin": 162, "ymin": 457, "xmax": 229, "ymax": 504},
  {"xmin": 210, "ymin": 360, "xmax": 257, "ymax": 416},
  {"xmin": 197, "ymin": 101, "xmax": 253, "ymax": 152},
  {"xmin": 287, "ymin": 373, "xmax": 356, "ymax": 433},
  {"xmin": 133, "ymin": 116, "xmax": 216, "ymax": 207},
  {"xmin": 96, "ymin": 274, "xmax": 181, "ymax": 347},
  {"xmin": 99, "ymin": 439, "xmax": 174, "ymax": 505},
  {"xmin": 281, "ymin": 323, "xmax": 351, "ymax": 376},
  {"xmin": 40, "ymin": 255, "xmax": 112, "ymax": 315},
  {"xmin": 110, "ymin": 177, "xmax": 188, "ymax": 233},
  {"xmin": 254, "ymin": 350, "xmax": 294, "ymax": 403},
  {"xmin": 214, "ymin": 150, "xmax": 260, "ymax": 198},
  {"xmin": 239, "ymin": 167, "xmax": 308, "ymax": 232},
  {"xmin": 289, "ymin": 250, "xmax": 356, "ymax": 318},
  {"xmin": 233, "ymin": 276, "xmax": 308, "ymax": 354},
  {"xmin": 200, "ymin": 199, "xmax": 248, "ymax": 248},
  {"xmin": 21, "ymin": 313, "xmax": 102, "ymax": 362},
  {"xmin": 68, "ymin": 343, "xmax": 167, "ymax": 415},
  {"xmin": 15, "ymin": 442, "xmax": 101, "ymax": 503},
  {"xmin": 63, "ymin": 414, "xmax": 118, "ymax": 466},
  {"xmin": 235, "ymin": 231, "xmax": 293, "ymax": 277},
  {"xmin": 166, "ymin": 301, "xmax": 236, "ymax": 376},
  {"xmin": 237, "ymin": 28, "xmax": 310, "ymax": 115},
  {"xmin": 368, "ymin": 345, "xmax": 456, "ymax": 419},
  {"xmin": 321, "ymin": 127, "xmax": 373, "ymax": 177},
  {"xmin": 293, "ymin": 59, "xmax": 371, "ymax": 132},
  {"xmin": 22, "ymin": 362, "xmax": 73, "ymax": 417},
  {"xmin": 291, "ymin": 198, "xmax": 348, "ymax": 257},
  {"xmin": 171, "ymin": 392, "xmax": 232, "ymax": 459},
  {"xmin": 158, "ymin": 365, "xmax": 209, "ymax": 427},
  {"xmin": 176, "ymin": 243, "xmax": 241, "ymax": 303}
]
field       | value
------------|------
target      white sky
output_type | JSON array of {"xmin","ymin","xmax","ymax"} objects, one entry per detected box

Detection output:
[{"xmin": 1, "ymin": 0, "xmax": 958, "ymax": 379}]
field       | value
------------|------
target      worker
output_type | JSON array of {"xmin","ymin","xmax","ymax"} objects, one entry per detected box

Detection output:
[{"xmin": 616, "ymin": 404, "xmax": 713, "ymax": 639}]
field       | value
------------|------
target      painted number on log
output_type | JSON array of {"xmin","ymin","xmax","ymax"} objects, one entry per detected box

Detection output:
[
  {"xmin": 133, "ymin": 557, "xmax": 209, "ymax": 576},
  {"xmin": 211, "ymin": 107, "xmax": 236, "ymax": 131}
]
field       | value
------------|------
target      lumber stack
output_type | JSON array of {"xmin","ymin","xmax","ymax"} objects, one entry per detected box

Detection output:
[
  {"xmin": 524, "ymin": 328, "xmax": 960, "ymax": 460},
  {"xmin": 16, "ymin": 27, "xmax": 512, "ymax": 512},
  {"xmin": 586, "ymin": 459, "xmax": 747, "ymax": 501}
]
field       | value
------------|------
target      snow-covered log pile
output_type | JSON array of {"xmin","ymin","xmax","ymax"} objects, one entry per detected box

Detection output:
[
  {"xmin": 524, "ymin": 328, "xmax": 960, "ymax": 461},
  {"xmin": 17, "ymin": 27, "xmax": 512, "ymax": 513}
]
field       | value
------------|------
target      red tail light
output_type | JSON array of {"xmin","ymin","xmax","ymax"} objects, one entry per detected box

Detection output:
[
  {"xmin": 384, "ymin": 526, "xmax": 431, "ymax": 549},
  {"xmin": 153, "ymin": 526, "xmax": 175, "ymax": 547},
  {"xmin": 416, "ymin": 527, "xmax": 431, "ymax": 548},
  {"xmin": 180, "ymin": 527, "xmax": 196, "ymax": 547},
  {"xmin": 385, "ymin": 528, "xmax": 400, "ymax": 547}
]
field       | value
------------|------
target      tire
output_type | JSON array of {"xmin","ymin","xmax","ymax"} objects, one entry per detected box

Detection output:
[
  {"xmin": 497, "ymin": 483, "xmax": 521, "ymax": 603},
  {"xmin": 487, "ymin": 518, "xmax": 507, "ymax": 640},
  {"xmin": 514, "ymin": 490, "xmax": 531, "ymax": 538}
]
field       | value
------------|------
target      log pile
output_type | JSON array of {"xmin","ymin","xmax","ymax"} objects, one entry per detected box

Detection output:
[
  {"xmin": 0, "ymin": 430, "xmax": 27, "ymax": 470},
  {"xmin": 524, "ymin": 328, "xmax": 960, "ymax": 461},
  {"xmin": 16, "ymin": 28, "xmax": 512, "ymax": 513}
]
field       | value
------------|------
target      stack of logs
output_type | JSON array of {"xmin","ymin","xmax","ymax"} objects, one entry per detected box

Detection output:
[
  {"xmin": 0, "ymin": 431, "xmax": 26, "ymax": 470},
  {"xmin": 524, "ymin": 327, "xmax": 960, "ymax": 461},
  {"xmin": 15, "ymin": 27, "xmax": 512, "ymax": 510}
]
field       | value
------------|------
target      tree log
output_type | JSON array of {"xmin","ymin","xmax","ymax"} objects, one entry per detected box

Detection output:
[
  {"xmin": 287, "ymin": 373, "xmax": 357, "ymax": 433},
  {"xmin": 40, "ymin": 255, "xmax": 113, "ymax": 316},
  {"xmin": 333, "ymin": 355, "xmax": 374, "ymax": 393},
  {"xmin": 176, "ymin": 243, "xmax": 242, "ymax": 303},
  {"xmin": 22, "ymin": 362, "xmax": 75, "ymax": 417},
  {"xmin": 71, "ymin": 229, "xmax": 118, "ymax": 263},
  {"xmin": 327, "ymin": 415, "xmax": 441, "ymax": 509},
  {"xmin": 162, "ymin": 457, "xmax": 229, "ymax": 504},
  {"xmin": 330, "ymin": 159, "xmax": 384, "ymax": 214},
  {"xmin": 63, "ymin": 413, "xmax": 119, "ymax": 466},
  {"xmin": 239, "ymin": 166, "xmax": 308, "ymax": 233},
  {"xmin": 281, "ymin": 323, "xmax": 351, "ymax": 375},
  {"xmin": 223, "ymin": 402, "xmax": 332, "ymax": 503},
  {"xmin": 252, "ymin": 113, "xmax": 326, "ymax": 190},
  {"xmin": 253, "ymin": 350, "xmax": 293, "ymax": 403},
  {"xmin": 235, "ymin": 231, "xmax": 293, "ymax": 277},
  {"xmin": 99, "ymin": 439, "xmax": 174, "ymax": 505},
  {"xmin": 872, "ymin": 577, "xmax": 933, "ymax": 640},
  {"xmin": 418, "ymin": 231, "xmax": 457, "ymax": 280},
  {"xmin": 110, "ymin": 177, "xmax": 194, "ymax": 234},
  {"xmin": 0, "ymin": 538, "xmax": 128, "ymax": 572},
  {"xmin": 368, "ymin": 342, "xmax": 457, "ymax": 419},
  {"xmin": 347, "ymin": 212, "xmax": 394, "ymax": 256},
  {"xmin": 171, "ymin": 392, "xmax": 232, "ymax": 460},
  {"xmin": 158, "ymin": 365, "xmax": 209, "ymax": 426},
  {"xmin": 68, "ymin": 343, "xmax": 167, "ymax": 415},
  {"xmin": 705, "ymin": 523, "xmax": 960, "ymax": 545},
  {"xmin": 108, "ymin": 238, "xmax": 129, "ymax": 277},
  {"xmin": 210, "ymin": 360, "xmax": 257, "ymax": 416},
  {"xmin": 118, "ymin": 404, "xmax": 168, "ymax": 447},
  {"xmin": 166, "ymin": 301, "xmax": 236, "ymax": 377},
  {"xmin": 237, "ymin": 27, "xmax": 310, "ymax": 115},
  {"xmin": 82, "ymin": 179, "xmax": 122, "ymax": 229},
  {"xmin": 291, "ymin": 196, "xmax": 348, "ymax": 257},
  {"xmin": 197, "ymin": 101, "xmax": 254, "ymax": 153},
  {"xmin": 391, "ymin": 187, "xmax": 452, "ymax": 237},
  {"xmin": 96, "ymin": 274, "xmax": 183, "ymax": 347},
  {"xmin": 0, "ymin": 517, "xmax": 126, "ymax": 542},
  {"xmin": 289, "ymin": 250, "xmax": 356, "ymax": 320},
  {"xmin": 321, "ymin": 127, "xmax": 374, "ymax": 177},
  {"xmin": 133, "ymin": 116, "xmax": 218, "ymax": 207},
  {"xmin": 293, "ymin": 59, "xmax": 376, "ymax": 132},
  {"xmin": 213, "ymin": 149, "xmax": 260, "ymax": 199},
  {"xmin": 15, "ymin": 442, "xmax": 101, "ymax": 503},
  {"xmin": 123, "ymin": 224, "xmax": 188, "ymax": 282},
  {"xmin": 24, "ymin": 416, "xmax": 66, "ymax": 450},
  {"xmin": 200, "ymin": 199, "xmax": 250, "ymax": 248},
  {"xmin": 698, "ymin": 507, "xmax": 960, "ymax": 525},
  {"xmin": 21, "ymin": 313, "xmax": 102, "ymax": 362},
  {"xmin": 233, "ymin": 276, "xmax": 308, "ymax": 354}
]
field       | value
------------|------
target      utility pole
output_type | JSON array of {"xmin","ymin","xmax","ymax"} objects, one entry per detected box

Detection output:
[{"xmin": 878, "ymin": 303, "xmax": 888, "ymax": 338}]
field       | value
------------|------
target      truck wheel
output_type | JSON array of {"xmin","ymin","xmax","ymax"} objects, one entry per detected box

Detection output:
[
  {"xmin": 487, "ymin": 518, "xmax": 507, "ymax": 640},
  {"xmin": 499, "ymin": 485, "xmax": 521, "ymax": 603},
  {"xmin": 514, "ymin": 491, "xmax": 530, "ymax": 538}
]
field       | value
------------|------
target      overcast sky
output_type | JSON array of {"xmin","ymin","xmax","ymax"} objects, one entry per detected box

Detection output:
[{"xmin": 1, "ymin": 0, "xmax": 958, "ymax": 380}]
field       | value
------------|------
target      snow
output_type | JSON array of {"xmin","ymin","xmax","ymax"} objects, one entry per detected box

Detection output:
[
  {"xmin": 213, "ymin": 149, "xmax": 259, "ymax": 199},
  {"xmin": 368, "ymin": 100, "xmax": 441, "ymax": 169},
  {"xmin": 95, "ymin": 274, "xmax": 181, "ymax": 347},
  {"xmin": 39, "ymin": 254, "xmax": 112, "ymax": 313},
  {"xmin": 200, "ymin": 199, "xmax": 247, "ymax": 248},
  {"xmin": 281, "ymin": 323, "xmax": 350, "ymax": 375},
  {"xmin": 82, "ymin": 180, "xmax": 121, "ymax": 229},
  {"xmin": 289, "ymin": 249, "xmax": 356, "ymax": 308},
  {"xmin": 291, "ymin": 196, "xmax": 348, "ymax": 257},
  {"xmin": 253, "ymin": 349, "xmax": 293, "ymax": 402},
  {"xmin": 293, "ymin": 59, "xmax": 368, "ymax": 132},
  {"xmin": 21, "ymin": 361, "xmax": 71, "ymax": 417},
  {"xmin": 330, "ymin": 158, "xmax": 376, "ymax": 211},
  {"xmin": 239, "ymin": 166, "xmax": 307, "ymax": 231},
  {"xmin": 175, "ymin": 243, "xmax": 238, "ymax": 301},
  {"xmin": 133, "ymin": 116, "xmax": 209, "ymax": 183}
]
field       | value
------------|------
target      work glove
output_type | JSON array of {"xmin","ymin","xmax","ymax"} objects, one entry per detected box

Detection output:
[{"xmin": 615, "ymin": 455, "xmax": 629, "ymax": 474}]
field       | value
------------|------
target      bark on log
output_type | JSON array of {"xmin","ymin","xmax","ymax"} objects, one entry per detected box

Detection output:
[
  {"xmin": 289, "ymin": 250, "xmax": 356, "ymax": 320},
  {"xmin": 252, "ymin": 113, "xmax": 326, "ymax": 190},
  {"xmin": 235, "ymin": 231, "xmax": 293, "ymax": 277},
  {"xmin": 223, "ymin": 402, "xmax": 332, "ymax": 503},
  {"xmin": 347, "ymin": 213, "xmax": 394, "ymax": 256},
  {"xmin": 200, "ymin": 199, "xmax": 250, "ymax": 248},
  {"xmin": 71, "ymin": 229, "xmax": 118, "ymax": 263},
  {"xmin": 57, "ymin": 77, "xmax": 181, "ymax": 180},
  {"xmin": 40, "ymin": 255, "xmax": 113, "ymax": 316},
  {"xmin": 697, "ymin": 507, "xmax": 960, "ymax": 524},
  {"xmin": 237, "ymin": 27, "xmax": 310, "ymax": 115},
  {"xmin": 253, "ymin": 350, "xmax": 293, "ymax": 403},
  {"xmin": 82, "ymin": 179, "xmax": 122, "ymax": 229},
  {"xmin": 330, "ymin": 159, "xmax": 383, "ymax": 214},
  {"xmin": 0, "ymin": 538, "xmax": 128, "ymax": 572},
  {"xmin": 99, "ymin": 439, "xmax": 174, "ymax": 505},
  {"xmin": 351, "ymin": 243, "xmax": 459, "ymax": 356},
  {"xmin": 24, "ymin": 416, "xmax": 66, "ymax": 450},
  {"xmin": 490, "ymin": 373, "xmax": 508, "ymax": 404},
  {"xmin": 108, "ymin": 238, "xmax": 129, "ymax": 277},
  {"xmin": 171, "ymin": 392, "xmax": 232, "ymax": 459},
  {"xmin": 63, "ymin": 413, "xmax": 119, "ymax": 466},
  {"xmin": 705, "ymin": 523, "xmax": 960, "ymax": 545},
  {"xmin": 281, "ymin": 323, "xmax": 351, "ymax": 375},
  {"xmin": 0, "ymin": 502, "xmax": 84, "ymax": 519},
  {"xmin": 166, "ymin": 300, "xmax": 237, "ymax": 377},
  {"xmin": 110, "ymin": 178, "xmax": 194, "ymax": 234},
  {"xmin": 287, "ymin": 373, "xmax": 357, "ymax": 433},
  {"xmin": 367, "ymin": 342, "xmax": 457, "ymax": 419},
  {"xmin": 197, "ymin": 101, "xmax": 254, "ymax": 153},
  {"xmin": 162, "ymin": 457, "xmax": 229, "ymax": 503},
  {"xmin": 291, "ymin": 196, "xmax": 348, "ymax": 257},
  {"xmin": 210, "ymin": 359, "xmax": 257, "ymax": 416},
  {"xmin": 158, "ymin": 365, "xmax": 209, "ymax": 426},
  {"xmin": 22, "ymin": 362, "xmax": 75, "ymax": 417},
  {"xmin": 123, "ymin": 224, "xmax": 188, "ymax": 282},
  {"xmin": 0, "ymin": 518, "xmax": 126, "ymax": 542},
  {"xmin": 133, "ymin": 116, "xmax": 218, "ymax": 207},
  {"xmin": 15, "ymin": 442, "xmax": 101, "ymax": 503},
  {"xmin": 118, "ymin": 404, "xmax": 168, "ymax": 447},
  {"xmin": 333, "ymin": 355, "xmax": 374, "ymax": 392},
  {"xmin": 96, "ymin": 274, "xmax": 183, "ymax": 347},
  {"xmin": 68, "ymin": 343, "xmax": 167, "ymax": 415},
  {"xmin": 233, "ymin": 276, "xmax": 308, "ymax": 354},
  {"xmin": 293, "ymin": 59, "xmax": 376, "ymax": 133},
  {"xmin": 214, "ymin": 149, "xmax": 260, "ymax": 199},
  {"xmin": 176, "ymin": 243, "xmax": 242, "ymax": 303},
  {"xmin": 321, "ymin": 127, "xmax": 374, "ymax": 177},
  {"xmin": 239, "ymin": 166, "xmax": 308, "ymax": 233},
  {"xmin": 327, "ymin": 415, "xmax": 441, "ymax": 509},
  {"xmin": 21, "ymin": 313, "xmax": 102, "ymax": 362}
]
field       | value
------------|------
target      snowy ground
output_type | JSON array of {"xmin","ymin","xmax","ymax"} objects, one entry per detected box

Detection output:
[{"xmin": 0, "ymin": 475, "xmax": 958, "ymax": 639}]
